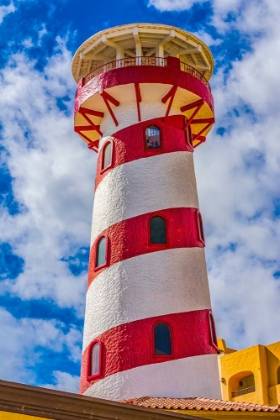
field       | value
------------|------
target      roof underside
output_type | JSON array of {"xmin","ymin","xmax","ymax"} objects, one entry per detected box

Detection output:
[{"xmin": 72, "ymin": 23, "xmax": 214, "ymax": 82}]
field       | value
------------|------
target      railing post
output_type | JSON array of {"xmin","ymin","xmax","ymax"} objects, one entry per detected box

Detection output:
[{"xmin": 116, "ymin": 50, "xmax": 124, "ymax": 68}]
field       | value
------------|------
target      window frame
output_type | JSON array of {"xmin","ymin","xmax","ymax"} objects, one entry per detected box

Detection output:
[
  {"xmin": 100, "ymin": 140, "xmax": 114, "ymax": 174},
  {"xmin": 208, "ymin": 311, "xmax": 219, "ymax": 351},
  {"xmin": 94, "ymin": 234, "xmax": 109, "ymax": 271},
  {"xmin": 148, "ymin": 214, "xmax": 168, "ymax": 246},
  {"xmin": 196, "ymin": 210, "xmax": 205, "ymax": 246},
  {"xmin": 87, "ymin": 339, "xmax": 102, "ymax": 380},
  {"xmin": 152, "ymin": 321, "xmax": 173, "ymax": 358},
  {"xmin": 144, "ymin": 124, "xmax": 162, "ymax": 152}
]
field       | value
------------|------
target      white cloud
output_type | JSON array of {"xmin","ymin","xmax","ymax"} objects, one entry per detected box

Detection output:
[
  {"xmin": 148, "ymin": 0, "xmax": 203, "ymax": 12},
  {"xmin": 148, "ymin": 0, "xmax": 243, "ymax": 14},
  {"xmin": 193, "ymin": 30, "xmax": 222, "ymax": 47},
  {"xmin": 36, "ymin": 24, "xmax": 48, "ymax": 46},
  {"xmin": 193, "ymin": 1, "xmax": 280, "ymax": 349},
  {"xmin": 209, "ymin": 0, "xmax": 264, "ymax": 34},
  {"xmin": 0, "ymin": 38, "xmax": 95, "ymax": 311},
  {"xmin": 22, "ymin": 38, "xmax": 33, "ymax": 48},
  {"xmin": 147, "ymin": 0, "xmax": 274, "ymax": 39},
  {"xmin": 0, "ymin": 308, "xmax": 81, "ymax": 388},
  {"xmin": 0, "ymin": 2, "xmax": 15, "ymax": 24},
  {"xmin": 44, "ymin": 371, "xmax": 80, "ymax": 393}
]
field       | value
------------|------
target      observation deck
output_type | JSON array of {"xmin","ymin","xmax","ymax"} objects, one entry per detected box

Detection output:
[{"xmin": 72, "ymin": 24, "xmax": 215, "ymax": 151}]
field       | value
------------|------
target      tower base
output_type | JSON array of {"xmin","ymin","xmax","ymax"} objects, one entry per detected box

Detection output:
[{"xmin": 83, "ymin": 355, "xmax": 222, "ymax": 401}]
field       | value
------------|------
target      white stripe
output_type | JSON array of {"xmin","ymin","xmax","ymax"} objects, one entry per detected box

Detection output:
[
  {"xmin": 83, "ymin": 354, "xmax": 222, "ymax": 401},
  {"xmin": 83, "ymin": 248, "xmax": 211, "ymax": 351},
  {"xmin": 91, "ymin": 152, "xmax": 199, "ymax": 245}
]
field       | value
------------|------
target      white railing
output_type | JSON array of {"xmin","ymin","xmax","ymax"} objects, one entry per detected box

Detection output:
[{"xmin": 83, "ymin": 56, "xmax": 211, "ymax": 91}]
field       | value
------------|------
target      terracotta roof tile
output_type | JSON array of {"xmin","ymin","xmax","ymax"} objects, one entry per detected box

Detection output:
[{"xmin": 121, "ymin": 397, "xmax": 280, "ymax": 413}]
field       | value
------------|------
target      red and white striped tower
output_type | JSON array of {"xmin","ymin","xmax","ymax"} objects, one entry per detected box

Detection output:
[{"xmin": 72, "ymin": 23, "xmax": 221, "ymax": 401}]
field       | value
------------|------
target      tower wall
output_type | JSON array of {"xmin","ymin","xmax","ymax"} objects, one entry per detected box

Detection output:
[
  {"xmin": 79, "ymin": 116, "xmax": 221, "ymax": 400},
  {"xmin": 72, "ymin": 24, "xmax": 221, "ymax": 401}
]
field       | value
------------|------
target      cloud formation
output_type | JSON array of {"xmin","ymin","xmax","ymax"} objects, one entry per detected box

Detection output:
[
  {"xmin": 0, "ymin": 307, "xmax": 81, "ymax": 388},
  {"xmin": 0, "ymin": 34, "xmax": 95, "ymax": 387},
  {"xmin": 194, "ymin": 1, "xmax": 280, "ymax": 348},
  {"xmin": 0, "ymin": 2, "xmax": 15, "ymax": 25},
  {"xmin": 148, "ymin": 0, "xmax": 203, "ymax": 11}
]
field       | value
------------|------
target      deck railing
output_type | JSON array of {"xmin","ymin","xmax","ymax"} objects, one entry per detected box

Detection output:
[
  {"xmin": 84, "ymin": 56, "xmax": 210, "ymax": 91},
  {"xmin": 179, "ymin": 62, "xmax": 210, "ymax": 90},
  {"xmin": 231, "ymin": 386, "xmax": 255, "ymax": 398}
]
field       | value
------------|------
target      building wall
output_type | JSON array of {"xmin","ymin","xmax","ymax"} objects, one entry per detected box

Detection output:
[
  {"xmin": 169, "ymin": 410, "xmax": 280, "ymax": 419},
  {"xmin": 266, "ymin": 341, "xmax": 280, "ymax": 405},
  {"xmin": 0, "ymin": 412, "xmax": 51, "ymax": 420},
  {"xmin": 218, "ymin": 338, "xmax": 280, "ymax": 405}
]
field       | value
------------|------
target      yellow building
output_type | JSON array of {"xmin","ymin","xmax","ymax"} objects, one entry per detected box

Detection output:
[{"xmin": 218, "ymin": 338, "xmax": 280, "ymax": 406}]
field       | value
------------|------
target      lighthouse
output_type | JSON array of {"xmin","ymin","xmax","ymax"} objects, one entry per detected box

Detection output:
[{"xmin": 72, "ymin": 23, "xmax": 221, "ymax": 401}]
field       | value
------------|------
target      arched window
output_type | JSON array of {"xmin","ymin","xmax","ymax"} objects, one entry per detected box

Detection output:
[
  {"xmin": 197, "ymin": 211, "xmax": 205, "ymax": 245},
  {"xmin": 88, "ymin": 341, "xmax": 101, "ymax": 378},
  {"xmin": 154, "ymin": 323, "xmax": 172, "ymax": 355},
  {"xmin": 209, "ymin": 311, "xmax": 218, "ymax": 350},
  {"xmin": 101, "ymin": 141, "xmax": 113, "ymax": 171},
  {"xmin": 185, "ymin": 126, "xmax": 193, "ymax": 149},
  {"xmin": 145, "ymin": 125, "xmax": 161, "ymax": 149},
  {"xmin": 96, "ymin": 236, "xmax": 107, "ymax": 268},
  {"xmin": 150, "ymin": 216, "xmax": 166, "ymax": 244}
]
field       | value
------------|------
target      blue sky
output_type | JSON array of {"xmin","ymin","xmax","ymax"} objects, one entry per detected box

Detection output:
[{"xmin": 0, "ymin": 0, "xmax": 280, "ymax": 392}]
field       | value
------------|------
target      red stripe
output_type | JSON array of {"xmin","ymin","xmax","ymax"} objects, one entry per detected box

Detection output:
[
  {"xmin": 75, "ymin": 63, "xmax": 214, "ymax": 118},
  {"xmin": 95, "ymin": 115, "xmax": 191, "ymax": 190},
  {"xmin": 80, "ymin": 309, "xmax": 216, "ymax": 393},
  {"xmin": 88, "ymin": 207, "xmax": 203, "ymax": 288}
]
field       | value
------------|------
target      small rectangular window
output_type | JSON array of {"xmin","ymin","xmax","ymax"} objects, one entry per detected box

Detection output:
[
  {"xmin": 88, "ymin": 340, "xmax": 102, "ymax": 379},
  {"xmin": 145, "ymin": 125, "xmax": 161, "ymax": 149},
  {"xmin": 150, "ymin": 216, "xmax": 166, "ymax": 244},
  {"xmin": 101, "ymin": 141, "xmax": 113, "ymax": 171},
  {"xmin": 96, "ymin": 236, "xmax": 106, "ymax": 267},
  {"xmin": 154, "ymin": 323, "xmax": 172, "ymax": 356}
]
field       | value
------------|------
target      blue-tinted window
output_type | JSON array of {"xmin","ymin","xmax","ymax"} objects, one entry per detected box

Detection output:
[
  {"xmin": 96, "ymin": 237, "xmax": 106, "ymax": 267},
  {"xmin": 150, "ymin": 216, "xmax": 166, "ymax": 244},
  {"xmin": 145, "ymin": 125, "xmax": 161, "ymax": 149},
  {"xmin": 154, "ymin": 323, "xmax": 172, "ymax": 355}
]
